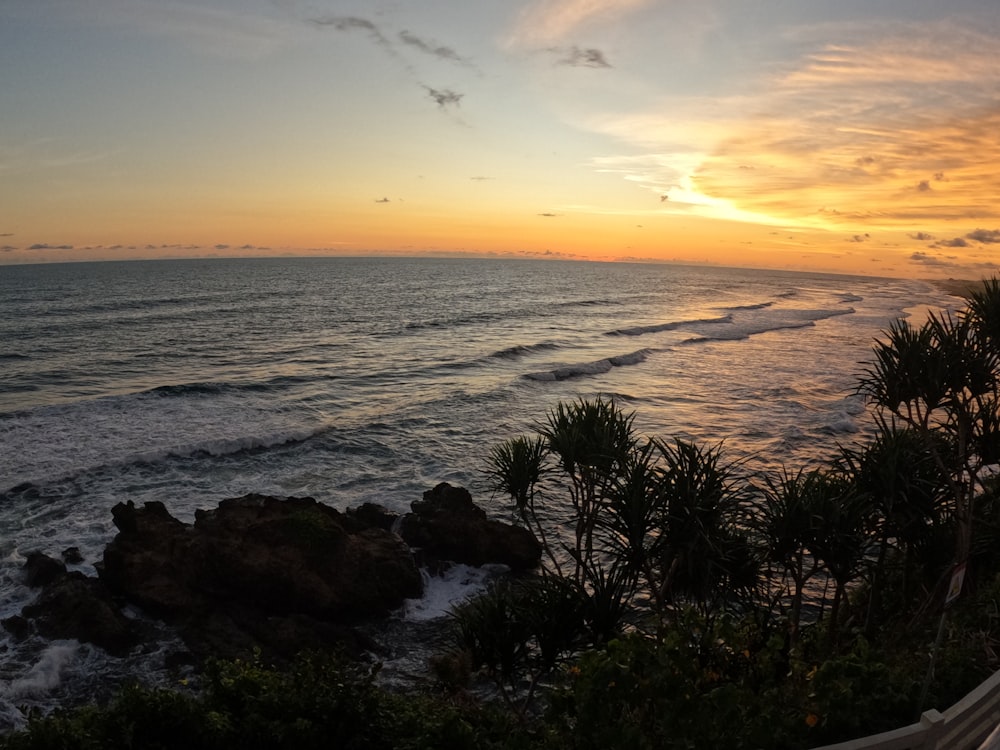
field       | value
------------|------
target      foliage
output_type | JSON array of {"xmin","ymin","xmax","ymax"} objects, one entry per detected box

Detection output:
[{"xmin": 0, "ymin": 652, "xmax": 527, "ymax": 750}]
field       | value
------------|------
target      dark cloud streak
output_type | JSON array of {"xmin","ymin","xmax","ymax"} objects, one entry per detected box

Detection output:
[
  {"xmin": 552, "ymin": 46, "xmax": 611, "ymax": 68},
  {"xmin": 968, "ymin": 228, "xmax": 1000, "ymax": 244},
  {"xmin": 308, "ymin": 15, "xmax": 393, "ymax": 49},
  {"xmin": 398, "ymin": 30, "xmax": 472, "ymax": 67},
  {"xmin": 424, "ymin": 86, "xmax": 463, "ymax": 108}
]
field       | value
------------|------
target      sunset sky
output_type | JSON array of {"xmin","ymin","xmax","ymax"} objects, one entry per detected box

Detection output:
[{"xmin": 2, "ymin": 0, "xmax": 999, "ymax": 277}]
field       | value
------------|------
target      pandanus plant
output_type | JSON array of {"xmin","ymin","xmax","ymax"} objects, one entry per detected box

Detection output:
[
  {"xmin": 539, "ymin": 396, "xmax": 638, "ymax": 586},
  {"xmin": 858, "ymin": 293, "xmax": 1000, "ymax": 570}
]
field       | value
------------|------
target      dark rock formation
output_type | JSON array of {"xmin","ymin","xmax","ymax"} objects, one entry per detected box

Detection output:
[
  {"xmin": 399, "ymin": 483, "xmax": 541, "ymax": 572},
  {"xmin": 22, "ymin": 571, "xmax": 137, "ymax": 655},
  {"xmin": 10, "ymin": 552, "xmax": 138, "ymax": 655},
  {"xmin": 12, "ymin": 486, "xmax": 536, "ymax": 665},
  {"xmin": 100, "ymin": 496, "xmax": 424, "ymax": 622},
  {"xmin": 24, "ymin": 551, "xmax": 67, "ymax": 588}
]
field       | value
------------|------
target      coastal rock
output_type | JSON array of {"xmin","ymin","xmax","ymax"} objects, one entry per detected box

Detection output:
[
  {"xmin": 101, "ymin": 495, "xmax": 423, "ymax": 624},
  {"xmin": 23, "ymin": 551, "xmax": 67, "ymax": 588},
  {"xmin": 15, "ymin": 486, "xmax": 533, "ymax": 663},
  {"xmin": 20, "ymin": 566, "xmax": 137, "ymax": 656},
  {"xmin": 399, "ymin": 483, "xmax": 541, "ymax": 572}
]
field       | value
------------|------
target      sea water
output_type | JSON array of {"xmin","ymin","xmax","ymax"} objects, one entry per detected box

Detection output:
[{"xmin": 0, "ymin": 256, "xmax": 959, "ymax": 724}]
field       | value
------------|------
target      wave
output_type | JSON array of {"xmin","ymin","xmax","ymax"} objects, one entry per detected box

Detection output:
[
  {"xmin": 147, "ymin": 375, "xmax": 319, "ymax": 398},
  {"xmin": 523, "ymin": 349, "xmax": 652, "ymax": 381},
  {"xmin": 0, "ymin": 353, "xmax": 30, "ymax": 361},
  {"xmin": 607, "ymin": 314, "xmax": 733, "ymax": 337},
  {"xmin": 403, "ymin": 309, "xmax": 513, "ymax": 332},
  {"xmin": 0, "ymin": 423, "xmax": 329, "ymax": 497},
  {"xmin": 719, "ymin": 301, "xmax": 774, "ymax": 312},
  {"xmin": 488, "ymin": 342, "xmax": 560, "ymax": 360},
  {"xmin": 552, "ymin": 298, "xmax": 622, "ymax": 309}
]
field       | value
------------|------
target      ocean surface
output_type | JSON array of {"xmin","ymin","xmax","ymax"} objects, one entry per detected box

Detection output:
[{"xmin": 0, "ymin": 256, "xmax": 958, "ymax": 725}]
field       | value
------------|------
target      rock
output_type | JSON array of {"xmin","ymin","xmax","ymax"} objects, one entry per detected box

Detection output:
[
  {"xmin": 21, "ymin": 572, "xmax": 136, "ymax": 656},
  {"xmin": 100, "ymin": 501, "xmax": 197, "ymax": 617},
  {"xmin": 399, "ymin": 483, "xmax": 541, "ymax": 572},
  {"xmin": 98, "ymin": 495, "xmax": 423, "ymax": 660},
  {"xmin": 16, "ymin": 486, "xmax": 534, "ymax": 667},
  {"xmin": 346, "ymin": 502, "xmax": 399, "ymax": 532},
  {"xmin": 2, "ymin": 615, "xmax": 30, "ymax": 641},
  {"xmin": 23, "ymin": 552, "xmax": 67, "ymax": 588},
  {"xmin": 62, "ymin": 547, "xmax": 84, "ymax": 565}
]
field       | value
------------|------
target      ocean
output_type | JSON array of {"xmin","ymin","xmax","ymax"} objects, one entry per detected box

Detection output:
[{"xmin": 0, "ymin": 256, "xmax": 958, "ymax": 724}]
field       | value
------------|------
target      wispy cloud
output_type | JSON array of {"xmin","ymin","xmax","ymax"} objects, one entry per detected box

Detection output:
[
  {"xmin": 399, "ymin": 30, "xmax": 474, "ymax": 68},
  {"xmin": 507, "ymin": 0, "xmax": 652, "ymax": 46},
  {"xmin": 309, "ymin": 15, "xmax": 470, "ymax": 114},
  {"xmin": 309, "ymin": 15, "xmax": 391, "ymax": 46},
  {"xmin": 669, "ymin": 19, "xmax": 1000, "ymax": 233},
  {"xmin": 552, "ymin": 46, "xmax": 612, "ymax": 68},
  {"xmin": 424, "ymin": 86, "xmax": 463, "ymax": 109},
  {"xmin": 573, "ymin": 14, "xmax": 1000, "ymax": 247}
]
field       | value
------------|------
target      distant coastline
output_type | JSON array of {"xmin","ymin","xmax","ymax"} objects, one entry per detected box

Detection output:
[{"xmin": 934, "ymin": 277, "xmax": 986, "ymax": 298}]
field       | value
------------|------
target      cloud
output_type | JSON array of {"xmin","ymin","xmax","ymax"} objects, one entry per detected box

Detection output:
[
  {"xmin": 375, "ymin": 197, "xmax": 391, "ymax": 203},
  {"xmin": 967, "ymin": 228, "xmax": 1000, "ymax": 244},
  {"xmin": 424, "ymin": 86, "xmax": 463, "ymax": 108},
  {"xmin": 587, "ymin": 18, "xmax": 1000, "ymax": 237},
  {"xmin": 309, "ymin": 15, "xmax": 392, "ymax": 48},
  {"xmin": 507, "ymin": 0, "xmax": 652, "ymax": 46},
  {"xmin": 1, "ymin": 246, "xmax": 16, "ymax": 252},
  {"xmin": 935, "ymin": 237, "xmax": 969, "ymax": 248},
  {"xmin": 27, "ymin": 243, "xmax": 73, "ymax": 250},
  {"xmin": 0, "ymin": 232, "xmax": 13, "ymax": 237},
  {"xmin": 538, "ymin": 212, "xmax": 562, "ymax": 217},
  {"xmin": 910, "ymin": 251, "xmax": 953, "ymax": 267},
  {"xmin": 214, "ymin": 244, "xmax": 230, "ymax": 250},
  {"xmin": 398, "ymin": 30, "xmax": 473, "ymax": 67},
  {"xmin": 908, "ymin": 231, "xmax": 934, "ymax": 241},
  {"xmin": 470, "ymin": 176, "xmax": 493, "ymax": 181},
  {"xmin": 849, "ymin": 234, "xmax": 870, "ymax": 243},
  {"xmin": 553, "ymin": 46, "xmax": 612, "ymax": 68},
  {"xmin": 309, "ymin": 17, "xmax": 474, "ymax": 115}
]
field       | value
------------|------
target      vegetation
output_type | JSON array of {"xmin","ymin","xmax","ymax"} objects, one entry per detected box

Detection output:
[{"xmin": 7, "ymin": 279, "xmax": 1000, "ymax": 749}]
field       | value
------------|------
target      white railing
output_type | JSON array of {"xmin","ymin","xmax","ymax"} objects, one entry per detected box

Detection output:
[{"xmin": 811, "ymin": 669, "xmax": 1000, "ymax": 750}]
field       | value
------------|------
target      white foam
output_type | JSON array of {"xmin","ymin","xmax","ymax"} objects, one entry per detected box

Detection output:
[
  {"xmin": 0, "ymin": 391, "xmax": 329, "ymax": 492},
  {"xmin": 4, "ymin": 643, "xmax": 76, "ymax": 699},
  {"xmin": 402, "ymin": 564, "xmax": 508, "ymax": 621}
]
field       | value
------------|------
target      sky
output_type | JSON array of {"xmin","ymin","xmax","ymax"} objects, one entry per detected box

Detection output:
[{"xmin": 1, "ymin": 0, "xmax": 999, "ymax": 278}]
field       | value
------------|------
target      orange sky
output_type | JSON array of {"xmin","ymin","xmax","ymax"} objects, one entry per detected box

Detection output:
[{"xmin": 2, "ymin": 1, "xmax": 999, "ymax": 277}]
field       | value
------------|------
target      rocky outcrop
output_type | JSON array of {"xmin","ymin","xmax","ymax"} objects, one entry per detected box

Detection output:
[
  {"xmin": 399, "ymin": 483, "xmax": 541, "ymax": 572},
  {"xmin": 22, "ymin": 570, "xmax": 137, "ymax": 656},
  {"xmin": 5, "ymin": 552, "xmax": 139, "ymax": 656},
  {"xmin": 94, "ymin": 495, "xmax": 423, "ymax": 660},
  {"xmin": 101, "ymin": 495, "xmax": 423, "ymax": 623},
  {"xmin": 8, "ymin": 486, "xmax": 538, "ymax": 664}
]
